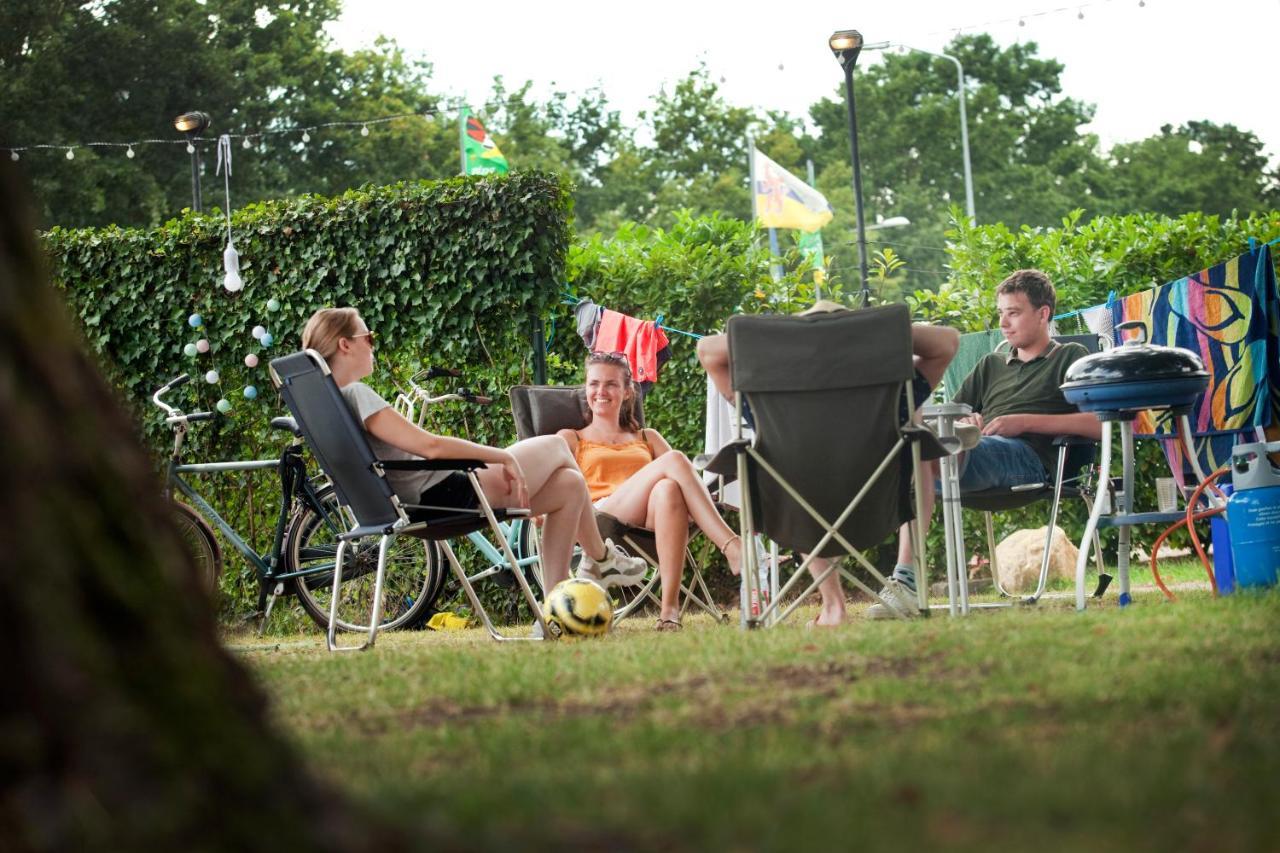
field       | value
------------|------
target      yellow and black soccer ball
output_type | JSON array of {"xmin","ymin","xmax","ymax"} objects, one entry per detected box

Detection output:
[{"xmin": 543, "ymin": 577, "xmax": 613, "ymax": 637}]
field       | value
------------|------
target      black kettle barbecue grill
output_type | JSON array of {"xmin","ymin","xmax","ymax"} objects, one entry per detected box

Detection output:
[
  {"xmin": 1062, "ymin": 322, "xmax": 1209, "ymax": 417},
  {"xmin": 1057, "ymin": 322, "xmax": 1216, "ymax": 611}
]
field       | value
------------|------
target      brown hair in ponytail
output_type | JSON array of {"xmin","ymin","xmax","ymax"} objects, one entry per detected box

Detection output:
[{"xmin": 584, "ymin": 352, "xmax": 641, "ymax": 432}]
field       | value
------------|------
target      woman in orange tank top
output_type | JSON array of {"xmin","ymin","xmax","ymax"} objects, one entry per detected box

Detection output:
[{"xmin": 559, "ymin": 352, "xmax": 743, "ymax": 631}]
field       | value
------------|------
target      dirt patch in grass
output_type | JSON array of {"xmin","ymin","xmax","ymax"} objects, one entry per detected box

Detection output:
[{"xmin": 324, "ymin": 650, "xmax": 983, "ymax": 738}]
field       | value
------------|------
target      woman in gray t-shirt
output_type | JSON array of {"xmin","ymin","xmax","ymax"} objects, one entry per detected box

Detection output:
[{"xmin": 301, "ymin": 308, "xmax": 649, "ymax": 596}]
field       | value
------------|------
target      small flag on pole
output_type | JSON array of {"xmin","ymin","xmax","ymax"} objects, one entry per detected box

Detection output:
[
  {"xmin": 752, "ymin": 148, "xmax": 833, "ymax": 232},
  {"xmin": 460, "ymin": 108, "xmax": 509, "ymax": 176}
]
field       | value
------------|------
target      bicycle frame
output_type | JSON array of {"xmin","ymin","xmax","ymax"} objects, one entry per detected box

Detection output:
[
  {"xmin": 166, "ymin": 455, "xmax": 333, "ymax": 586},
  {"xmin": 461, "ymin": 518, "xmax": 540, "ymax": 588},
  {"xmin": 392, "ymin": 370, "xmax": 541, "ymax": 591},
  {"xmin": 160, "ymin": 401, "xmax": 335, "ymax": 588}
]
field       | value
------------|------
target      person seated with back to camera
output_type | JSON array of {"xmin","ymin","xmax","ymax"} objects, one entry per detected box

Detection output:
[
  {"xmin": 557, "ymin": 350, "xmax": 747, "ymax": 632},
  {"xmin": 695, "ymin": 300, "xmax": 961, "ymax": 627},
  {"xmin": 301, "ymin": 308, "xmax": 649, "ymax": 615},
  {"xmin": 868, "ymin": 269, "xmax": 1103, "ymax": 618}
]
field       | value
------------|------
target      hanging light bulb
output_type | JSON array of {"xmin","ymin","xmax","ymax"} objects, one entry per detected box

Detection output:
[
  {"xmin": 65, "ymin": 148, "xmax": 75, "ymax": 160},
  {"xmin": 126, "ymin": 146, "xmax": 135, "ymax": 159},
  {"xmin": 1018, "ymin": 17, "xmax": 1026, "ymax": 26},
  {"xmin": 222, "ymin": 242, "xmax": 243, "ymax": 292},
  {"xmin": 1078, "ymin": 9, "xmax": 1085, "ymax": 19},
  {"xmin": 187, "ymin": 142, "xmax": 195, "ymax": 154},
  {"xmin": 9, "ymin": 151, "xmax": 18, "ymax": 161},
  {"xmin": 360, "ymin": 124, "xmax": 370, "ymax": 137},
  {"xmin": 242, "ymin": 137, "xmax": 251, "ymax": 149},
  {"xmin": 301, "ymin": 130, "xmax": 311, "ymax": 143}
]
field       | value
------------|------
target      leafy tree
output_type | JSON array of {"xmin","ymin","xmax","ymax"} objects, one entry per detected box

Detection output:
[
  {"xmin": 640, "ymin": 65, "xmax": 762, "ymax": 225},
  {"xmin": 1102, "ymin": 121, "xmax": 1280, "ymax": 218},
  {"xmin": 0, "ymin": 0, "xmax": 443, "ymax": 228},
  {"xmin": 808, "ymin": 34, "xmax": 1108, "ymax": 296}
]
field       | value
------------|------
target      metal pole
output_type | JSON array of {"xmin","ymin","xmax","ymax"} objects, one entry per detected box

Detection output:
[
  {"xmin": 189, "ymin": 141, "xmax": 203, "ymax": 212},
  {"xmin": 843, "ymin": 65, "xmax": 870, "ymax": 306},
  {"xmin": 886, "ymin": 44, "xmax": 976, "ymax": 223},
  {"xmin": 532, "ymin": 316, "xmax": 546, "ymax": 384},
  {"xmin": 807, "ymin": 158, "xmax": 823, "ymax": 300}
]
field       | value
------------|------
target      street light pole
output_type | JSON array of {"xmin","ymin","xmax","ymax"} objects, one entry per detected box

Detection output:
[
  {"xmin": 829, "ymin": 30, "xmax": 871, "ymax": 306},
  {"xmin": 173, "ymin": 111, "xmax": 211, "ymax": 212}
]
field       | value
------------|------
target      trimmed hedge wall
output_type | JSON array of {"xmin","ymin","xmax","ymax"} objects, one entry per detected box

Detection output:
[{"xmin": 46, "ymin": 172, "xmax": 572, "ymax": 450}]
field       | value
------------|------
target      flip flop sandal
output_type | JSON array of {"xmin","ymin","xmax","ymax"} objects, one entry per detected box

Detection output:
[{"xmin": 655, "ymin": 618, "xmax": 683, "ymax": 632}]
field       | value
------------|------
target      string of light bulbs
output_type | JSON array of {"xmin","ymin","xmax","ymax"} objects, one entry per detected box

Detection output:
[
  {"xmin": 2, "ymin": 98, "xmax": 505, "ymax": 161},
  {"xmin": 921, "ymin": 0, "xmax": 1149, "ymax": 39}
]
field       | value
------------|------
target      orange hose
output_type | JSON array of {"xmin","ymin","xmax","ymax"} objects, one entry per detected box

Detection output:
[
  {"xmin": 1148, "ymin": 465, "xmax": 1230, "ymax": 600},
  {"xmin": 1184, "ymin": 466, "xmax": 1230, "ymax": 594}
]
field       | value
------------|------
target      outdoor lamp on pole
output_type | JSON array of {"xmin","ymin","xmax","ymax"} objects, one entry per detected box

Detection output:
[
  {"xmin": 829, "ymin": 30, "xmax": 871, "ymax": 306},
  {"xmin": 173, "ymin": 111, "xmax": 210, "ymax": 212},
  {"xmin": 865, "ymin": 215, "xmax": 911, "ymax": 232}
]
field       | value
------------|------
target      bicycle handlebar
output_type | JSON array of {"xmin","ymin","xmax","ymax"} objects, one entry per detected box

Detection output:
[
  {"xmin": 426, "ymin": 390, "xmax": 493, "ymax": 406},
  {"xmin": 153, "ymin": 374, "xmax": 189, "ymax": 417},
  {"xmin": 412, "ymin": 365, "xmax": 462, "ymax": 382},
  {"xmin": 154, "ymin": 374, "xmax": 219, "ymax": 426}
]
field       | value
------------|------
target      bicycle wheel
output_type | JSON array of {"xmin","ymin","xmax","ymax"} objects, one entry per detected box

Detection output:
[
  {"xmin": 283, "ymin": 486, "xmax": 444, "ymax": 633},
  {"xmin": 170, "ymin": 501, "xmax": 222, "ymax": 596}
]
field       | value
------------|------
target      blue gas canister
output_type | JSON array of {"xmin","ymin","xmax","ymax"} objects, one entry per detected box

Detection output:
[{"xmin": 1226, "ymin": 441, "xmax": 1280, "ymax": 589}]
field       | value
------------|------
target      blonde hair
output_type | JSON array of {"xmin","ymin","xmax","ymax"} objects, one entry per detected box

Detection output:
[{"xmin": 301, "ymin": 307, "xmax": 361, "ymax": 361}]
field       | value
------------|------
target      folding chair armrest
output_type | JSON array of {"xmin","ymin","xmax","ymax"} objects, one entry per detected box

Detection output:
[
  {"xmin": 702, "ymin": 439, "xmax": 750, "ymax": 477},
  {"xmin": 902, "ymin": 425, "xmax": 959, "ymax": 461},
  {"xmin": 1052, "ymin": 435, "xmax": 1096, "ymax": 447},
  {"xmin": 378, "ymin": 458, "xmax": 487, "ymax": 472}
]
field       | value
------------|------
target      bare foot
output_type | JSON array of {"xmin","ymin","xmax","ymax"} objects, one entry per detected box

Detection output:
[
  {"xmin": 810, "ymin": 606, "xmax": 846, "ymax": 627},
  {"xmin": 723, "ymin": 536, "xmax": 744, "ymax": 576}
]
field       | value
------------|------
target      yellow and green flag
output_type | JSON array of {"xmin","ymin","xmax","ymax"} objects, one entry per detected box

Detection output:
[
  {"xmin": 460, "ymin": 108, "xmax": 509, "ymax": 176},
  {"xmin": 752, "ymin": 148, "xmax": 833, "ymax": 232}
]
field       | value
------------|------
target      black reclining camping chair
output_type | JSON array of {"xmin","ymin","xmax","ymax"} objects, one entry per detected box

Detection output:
[
  {"xmin": 509, "ymin": 384, "xmax": 727, "ymax": 624},
  {"xmin": 706, "ymin": 304, "xmax": 957, "ymax": 627},
  {"xmin": 271, "ymin": 350, "xmax": 548, "ymax": 650},
  {"xmin": 925, "ymin": 332, "xmax": 1107, "ymax": 607}
]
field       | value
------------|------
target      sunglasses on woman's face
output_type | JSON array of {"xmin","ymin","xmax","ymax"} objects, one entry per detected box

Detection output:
[{"xmin": 350, "ymin": 330, "xmax": 376, "ymax": 347}]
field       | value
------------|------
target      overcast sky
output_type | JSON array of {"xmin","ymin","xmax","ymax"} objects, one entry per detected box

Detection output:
[{"xmin": 329, "ymin": 0, "xmax": 1280, "ymax": 160}]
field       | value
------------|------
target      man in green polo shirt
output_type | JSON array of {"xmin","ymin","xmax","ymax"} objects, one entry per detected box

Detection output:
[{"xmin": 870, "ymin": 269, "xmax": 1103, "ymax": 618}]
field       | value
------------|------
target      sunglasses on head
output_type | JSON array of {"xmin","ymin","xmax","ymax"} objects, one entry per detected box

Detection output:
[{"xmin": 587, "ymin": 351, "xmax": 628, "ymax": 365}]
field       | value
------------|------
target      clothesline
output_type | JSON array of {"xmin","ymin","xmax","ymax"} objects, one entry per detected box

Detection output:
[{"xmin": 560, "ymin": 291, "xmax": 705, "ymax": 341}]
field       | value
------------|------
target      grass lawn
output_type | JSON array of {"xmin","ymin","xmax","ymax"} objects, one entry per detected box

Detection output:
[{"xmin": 237, "ymin": 563, "xmax": 1279, "ymax": 851}]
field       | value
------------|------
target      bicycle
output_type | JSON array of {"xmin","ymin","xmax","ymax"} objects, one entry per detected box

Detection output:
[
  {"xmin": 393, "ymin": 366, "xmax": 544, "ymax": 619},
  {"xmin": 154, "ymin": 373, "xmax": 440, "ymax": 634}
]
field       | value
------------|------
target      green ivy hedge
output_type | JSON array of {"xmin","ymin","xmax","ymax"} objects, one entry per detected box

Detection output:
[{"xmin": 44, "ymin": 172, "xmax": 571, "ymax": 622}]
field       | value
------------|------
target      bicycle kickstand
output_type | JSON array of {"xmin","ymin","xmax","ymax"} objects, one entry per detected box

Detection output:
[{"xmin": 258, "ymin": 582, "xmax": 287, "ymax": 636}]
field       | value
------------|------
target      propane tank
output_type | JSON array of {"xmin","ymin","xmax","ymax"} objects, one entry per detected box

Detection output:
[{"xmin": 1227, "ymin": 441, "xmax": 1280, "ymax": 589}]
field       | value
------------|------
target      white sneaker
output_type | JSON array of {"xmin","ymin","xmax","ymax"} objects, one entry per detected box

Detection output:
[
  {"xmin": 577, "ymin": 538, "xmax": 648, "ymax": 588},
  {"xmin": 866, "ymin": 579, "xmax": 921, "ymax": 620}
]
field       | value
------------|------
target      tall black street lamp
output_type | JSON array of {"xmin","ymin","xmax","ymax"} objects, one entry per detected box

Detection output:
[
  {"xmin": 173, "ymin": 111, "xmax": 210, "ymax": 212},
  {"xmin": 829, "ymin": 30, "xmax": 870, "ymax": 306}
]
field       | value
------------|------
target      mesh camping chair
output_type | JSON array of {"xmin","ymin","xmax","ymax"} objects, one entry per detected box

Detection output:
[
  {"xmin": 705, "ymin": 304, "xmax": 957, "ymax": 628},
  {"xmin": 924, "ymin": 333, "xmax": 1107, "ymax": 610},
  {"xmin": 270, "ymin": 350, "xmax": 548, "ymax": 651},
  {"xmin": 508, "ymin": 384, "xmax": 727, "ymax": 623}
]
